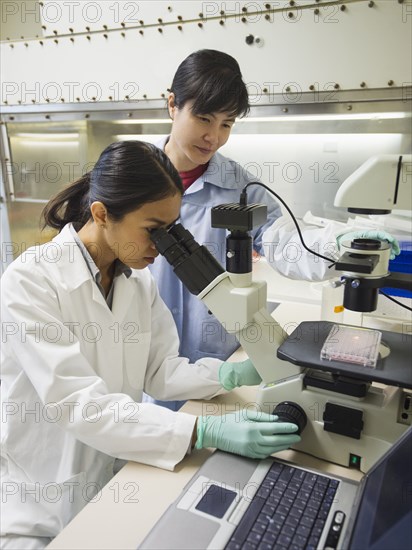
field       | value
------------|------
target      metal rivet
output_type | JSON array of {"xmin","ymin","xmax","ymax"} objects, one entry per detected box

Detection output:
[
  {"xmin": 85, "ymin": 26, "xmax": 90, "ymax": 31},
  {"xmin": 265, "ymin": 14, "xmax": 270, "ymax": 20},
  {"xmin": 39, "ymin": 40, "xmax": 44, "ymax": 45},
  {"xmin": 285, "ymin": 86, "xmax": 291, "ymax": 92},
  {"xmin": 178, "ymin": 25, "xmax": 183, "ymax": 30},
  {"xmin": 108, "ymin": 96, "xmax": 113, "ymax": 100},
  {"xmin": 121, "ymin": 22, "xmax": 126, "ymax": 27},
  {"xmin": 69, "ymin": 28, "xmax": 74, "ymax": 33},
  {"xmin": 219, "ymin": 20, "xmax": 224, "ymax": 25},
  {"xmin": 70, "ymin": 37, "xmax": 74, "ymax": 42},
  {"xmin": 103, "ymin": 25, "xmax": 108, "ymax": 30},
  {"xmin": 283, "ymin": 108, "xmax": 289, "ymax": 113},
  {"xmin": 347, "ymin": 105, "xmax": 353, "ymax": 110},
  {"xmin": 46, "ymin": 98, "xmax": 50, "ymax": 102},
  {"xmin": 198, "ymin": 22, "xmax": 203, "ymax": 27},
  {"xmin": 103, "ymin": 34, "xmax": 108, "ymax": 38},
  {"xmin": 76, "ymin": 97, "xmax": 80, "ymax": 101},
  {"xmin": 158, "ymin": 18, "xmax": 163, "ymax": 23},
  {"xmin": 360, "ymin": 81, "xmax": 366, "ymax": 88},
  {"xmin": 220, "ymin": 10, "xmax": 225, "ymax": 15},
  {"xmin": 265, "ymin": 3, "xmax": 271, "ymax": 8},
  {"xmin": 45, "ymin": 115, "xmax": 50, "ymax": 119},
  {"xmin": 309, "ymin": 84, "xmax": 315, "ymax": 91},
  {"xmin": 242, "ymin": 6, "xmax": 248, "ymax": 12},
  {"xmin": 288, "ymin": 12, "xmax": 294, "ymax": 18},
  {"xmin": 161, "ymin": 93, "xmax": 165, "ymax": 98},
  {"xmin": 241, "ymin": 17, "xmax": 247, "ymax": 22},
  {"xmin": 340, "ymin": 5, "xmax": 346, "ymax": 10},
  {"xmin": 368, "ymin": 0, "xmax": 374, "ymax": 6},
  {"xmin": 263, "ymin": 88, "xmax": 268, "ymax": 93},
  {"xmin": 139, "ymin": 30, "xmax": 143, "ymax": 35},
  {"xmin": 86, "ymin": 35, "xmax": 91, "ymax": 40},
  {"xmin": 125, "ymin": 95, "xmax": 130, "ymax": 100},
  {"xmin": 9, "ymin": 116, "xmax": 15, "ymax": 120},
  {"xmin": 178, "ymin": 15, "xmax": 183, "ymax": 20},
  {"xmin": 334, "ymin": 83, "xmax": 340, "ymax": 89},
  {"xmin": 42, "ymin": 25, "xmax": 47, "ymax": 30},
  {"xmin": 60, "ymin": 98, "xmax": 65, "ymax": 102},
  {"xmin": 122, "ymin": 32, "xmax": 126, "ymax": 37},
  {"xmin": 85, "ymin": 114, "xmax": 90, "ymax": 118},
  {"xmin": 139, "ymin": 20, "xmax": 144, "ymax": 25},
  {"xmin": 388, "ymin": 80, "xmax": 394, "ymax": 86},
  {"xmin": 54, "ymin": 39, "xmax": 58, "ymax": 44},
  {"xmin": 31, "ymin": 99, "xmax": 36, "ymax": 104},
  {"xmin": 92, "ymin": 97, "xmax": 96, "ymax": 101},
  {"xmin": 143, "ymin": 94, "xmax": 147, "ymax": 99},
  {"xmin": 53, "ymin": 30, "xmax": 58, "ymax": 35},
  {"xmin": 398, "ymin": 0, "xmax": 404, "ymax": 4},
  {"xmin": 199, "ymin": 12, "xmax": 204, "ymax": 18},
  {"xmin": 4, "ymin": 101, "xmax": 8, "ymax": 105},
  {"xmin": 289, "ymin": 0, "xmax": 295, "ymax": 5},
  {"xmin": 9, "ymin": 44, "xmax": 14, "ymax": 48},
  {"xmin": 314, "ymin": 8, "xmax": 320, "ymax": 14},
  {"xmin": 168, "ymin": 5, "xmax": 172, "ymax": 10},
  {"xmin": 158, "ymin": 28, "xmax": 163, "ymax": 33},
  {"xmin": 128, "ymin": 112, "xmax": 132, "ymax": 117}
]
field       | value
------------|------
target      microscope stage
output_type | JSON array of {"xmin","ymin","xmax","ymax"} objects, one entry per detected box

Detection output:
[{"xmin": 277, "ymin": 321, "xmax": 412, "ymax": 389}]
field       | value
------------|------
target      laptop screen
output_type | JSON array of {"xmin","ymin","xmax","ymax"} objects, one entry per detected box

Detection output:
[{"xmin": 348, "ymin": 429, "xmax": 412, "ymax": 550}]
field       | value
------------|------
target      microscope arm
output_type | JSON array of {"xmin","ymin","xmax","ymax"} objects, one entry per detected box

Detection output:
[{"xmin": 197, "ymin": 271, "xmax": 302, "ymax": 384}]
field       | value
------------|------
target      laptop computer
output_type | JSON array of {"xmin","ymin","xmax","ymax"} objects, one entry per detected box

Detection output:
[{"xmin": 139, "ymin": 427, "xmax": 412, "ymax": 550}]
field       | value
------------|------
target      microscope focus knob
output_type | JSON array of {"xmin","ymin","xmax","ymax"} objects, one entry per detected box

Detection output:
[{"xmin": 273, "ymin": 401, "xmax": 307, "ymax": 435}]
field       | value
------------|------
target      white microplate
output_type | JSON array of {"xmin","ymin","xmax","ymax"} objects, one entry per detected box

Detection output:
[{"xmin": 321, "ymin": 325, "xmax": 382, "ymax": 368}]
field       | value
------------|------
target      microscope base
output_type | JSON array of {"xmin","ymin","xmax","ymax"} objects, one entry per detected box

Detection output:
[{"xmin": 257, "ymin": 375, "xmax": 411, "ymax": 473}]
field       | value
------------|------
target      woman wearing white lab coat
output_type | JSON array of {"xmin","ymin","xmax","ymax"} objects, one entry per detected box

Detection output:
[{"xmin": 0, "ymin": 141, "xmax": 300, "ymax": 549}]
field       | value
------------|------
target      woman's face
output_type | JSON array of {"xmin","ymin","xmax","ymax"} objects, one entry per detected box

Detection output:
[
  {"xmin": 99, "ymin": 193, "xmax": 181, "ymax": 270},
  {"xmin": 167, "ymin": 97, "xmax": 236, "ymax": 171}
]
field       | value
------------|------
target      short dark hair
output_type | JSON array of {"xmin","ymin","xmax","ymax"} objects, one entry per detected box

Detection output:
[
  {"xmin": 170, "ymin": 49, "xmax": 250, "ymax": 118},
  {"xmin": 42, "ymin": 141, "xmax": 183, "ymax": 231}
]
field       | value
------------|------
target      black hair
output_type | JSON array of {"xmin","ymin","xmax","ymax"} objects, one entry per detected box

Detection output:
[
  {"xmin": 42, "ymin": 141, "xmax": 183, "ymax": 231},
  {"xmin": 170, "ymin": 49, "xmax": 250, "ymax": 118}
]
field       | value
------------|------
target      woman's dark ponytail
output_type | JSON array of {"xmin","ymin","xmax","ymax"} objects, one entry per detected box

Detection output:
[
  {"xmin": 41, "ymin": 141, "xmax": 183, "ymax": 233},
  {"xmin": 41, "ymin": 172, "xmax": 91, "ymax": 231}
]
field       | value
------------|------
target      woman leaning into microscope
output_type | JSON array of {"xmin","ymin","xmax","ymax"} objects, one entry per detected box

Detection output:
[{"xmin": 0, "ymin": 140, "xmax": 301, "ymax": 549}]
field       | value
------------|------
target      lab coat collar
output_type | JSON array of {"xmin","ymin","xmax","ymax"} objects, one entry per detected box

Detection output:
[{"xmin": 52, "ymin": 225, "xmax": 139, "ymax": 319}]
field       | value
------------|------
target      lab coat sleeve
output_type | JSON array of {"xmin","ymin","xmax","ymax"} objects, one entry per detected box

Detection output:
[
  {"xmin": 1, "ymin": 262, "xmax": 196, "ymax": 471},
  {"xmin": 143, "ymin": 276, "xmax": 226, "ymax": 402},
  {"xmin": 261, "ymin": 215, "xmax": 345, "ymax": 281}
]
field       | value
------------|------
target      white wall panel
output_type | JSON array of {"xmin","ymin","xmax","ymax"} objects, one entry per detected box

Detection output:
[{"xmin": 1, "ymin": 0, "xmax": 411, "ymax": 105}]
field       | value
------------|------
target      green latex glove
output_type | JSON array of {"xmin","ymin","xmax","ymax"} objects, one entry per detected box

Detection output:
[
  {"xmin": 195, "ymin": 410, "xmax": 301, "ymax": 460},
  {"xmin": 219, "ymin": 359, "xmax": 262, "ymax": 391},
  {"xmin": 336, "ymin": 230, "xmax": 400, "ymax": 260}
]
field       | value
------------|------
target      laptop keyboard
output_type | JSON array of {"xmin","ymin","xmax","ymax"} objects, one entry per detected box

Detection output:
[{"xmin": 224, "ymin": 461, "xmax": 339, "ymax": 550}]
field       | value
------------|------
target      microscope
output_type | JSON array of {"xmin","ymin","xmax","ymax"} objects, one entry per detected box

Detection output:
[{"xmin": 151, "ymin": 154, "xmax": 412, "ymax": 473}]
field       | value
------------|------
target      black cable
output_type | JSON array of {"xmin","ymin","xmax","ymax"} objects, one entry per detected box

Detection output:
[
  {"xmin": 379, "ymin": 290, "xmax": 412, "ymax": 312},
  {"xmin": 242, "ymin": 182, "xmax": 412, "ymax": 312},
  {"xmin": 242, "ymin": 182, "xmax": 336, "ymax": 264}
]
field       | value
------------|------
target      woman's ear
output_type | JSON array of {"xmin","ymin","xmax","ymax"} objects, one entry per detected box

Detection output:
[
  {"xmin": 90, "ymin": 201, "xmax": 108, "ymax": 228},
  {"xmin": 167, "ymin": 93, "xmax": 176, "ymax": 120}
]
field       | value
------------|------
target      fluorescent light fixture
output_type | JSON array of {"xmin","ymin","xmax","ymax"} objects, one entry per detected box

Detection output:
[
  {"xmin": 113, "ymin": 119, "xmax": 171, "ymax": 124},
  {"xmin": 240, "ymin": 112, "xmax": 408, "ymax": 123},
  {"xmin": 18, "ymin": 140, "xmax": 79, "ymax": 147},
  {"xmin": 14, "ymin": 133, "xmax": 80, "ymax": 139}
]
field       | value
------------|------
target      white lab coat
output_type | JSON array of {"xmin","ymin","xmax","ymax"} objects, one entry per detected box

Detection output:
[
  {"xmin": 0, "ymin": 224, "xmax": 223, "ymax": 539},
  {"xmin": 262, "ymin": 213, "xmax": 349, "ymax": 281}
]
